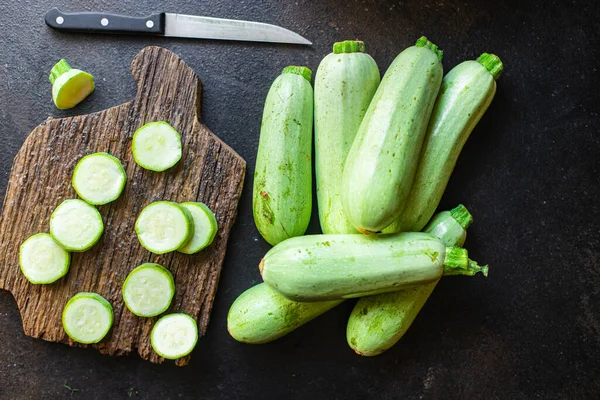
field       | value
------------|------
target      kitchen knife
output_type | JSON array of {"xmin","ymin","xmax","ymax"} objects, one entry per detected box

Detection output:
[{"xmin": 44, "ymin": 8, "xmax": 311, "ymax": 45}]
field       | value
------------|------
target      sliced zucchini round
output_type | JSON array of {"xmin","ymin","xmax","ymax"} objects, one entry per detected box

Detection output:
[
  {"xmin": 177, "ymin": 202, "xmax": 218, "ymax": 254},
  {"xmin": 62, "ymin": 292, "xmax": 113, "ymax": 344},
  {"xmin": 150, "ymin": 313, "xmax": 198, "ymax": 360},
  {"xmin": 72, "ymin": 152, "xmax": 126, "ymax": 205},
  {"xmin": 122, "ymin": 263, "xmax": 175, "ymax": 317},
  {"xmin": 19, "ymin": 233, "xmax": 70, "ymax": 284},
  {"xmin": 50, "ymin": 199, "xmax": 104, "ymax": 252},
  {"xmin": 132, "ymin": 121, "xmax": 182, "ymax": 172},
  {"xmin": 135, "ymin": 201, "xmax": 193, "ymax": 254}
]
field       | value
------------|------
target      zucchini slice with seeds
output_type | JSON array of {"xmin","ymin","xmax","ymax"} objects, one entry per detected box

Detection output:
[
  {"xmin": 72, "ymin": 152, "xmax": 126, "ymax": 205},
  {"xmin": 122, "ymin": 263, "xmax": 175, "ymax": 317},
  {"xmin": 151, "ymin": 313, "xmax": 198, "ymax": 360},
  {"xmin": 132, "ymin": 121, "xmax": 182, "ymax": 172},
  {"xmin": 135, "ymin": 201, "xmax": 193, "ymax": 254},
  {"xmin": 19, "ymin": 233, "xmax": 70, "ymax": 284},
  {"xmin": 62, "ymin": 292, "xmax": 113, "ymax": 344},
  {"xmin": 50, "ymin": 199, "xmax": 104, "ymax": 251}
]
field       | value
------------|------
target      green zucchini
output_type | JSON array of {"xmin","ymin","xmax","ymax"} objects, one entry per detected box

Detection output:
[
  {"xmin": 384, "ymin": 53, "xmax": 503, "ymax": 233},
  {"xmin": 229, "ymin": 52, "xmax": 372, "ymax": 344},
  {"xmin": 341, "ymin": 37, "xmax": 443, "ymax": 233},
  {"xmin": 314, "ymin": 40, "xmax": 380, "ymax": 234},
  {"xmin": 347, "ymin": 204, "xmax": 473, "ymax": 356},
  {"xmin": 260, "ymin": 231, "xmax": 486, "ymax": 302},
  {"xmin": 252, "ymin": 66, "xmax": 314, "ymax": 245},
  {"xmin": 227, "ymin": 283, "xmax": 343, "ymax": 344},
  {"xmin": 227, "ymin": 205, "xmax": 467, "ymax": 344}
]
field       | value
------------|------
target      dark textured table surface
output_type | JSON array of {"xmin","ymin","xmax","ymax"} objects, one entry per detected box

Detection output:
[{"xmin": 1, "ymin": 1, "xmax": 598, "ymax": 399}]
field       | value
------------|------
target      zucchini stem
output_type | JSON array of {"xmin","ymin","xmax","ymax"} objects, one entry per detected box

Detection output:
[
  {"xmin": 443, "ymin": 247, "xmax": 488, "ymax": 276},
  {"xmin": 333, "ymin": 40, "xmax": 366, "ymax": 54},
  {"xmin": 48, "ymin": 59, "xmax": 72, "ymax": 84},
  {"xmin": 415, "ymin": 36, "xmax": 443, "ymax": 61},
  {"xmin": 477, "ymin": 53, "xmax": 504, "ymax": 81},
  {"xmin": 450, "ymin": 204, "xmax": 473, "ymax": 230},
  {"xmin": 445, "ymin": 260, "xmax": 489, "ymax": 277},
  {"xmin": 282, "ymin": 66, "xmax": 312, "ymax": 82}
]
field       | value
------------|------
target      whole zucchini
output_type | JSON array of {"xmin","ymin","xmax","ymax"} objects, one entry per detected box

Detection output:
[
  {"xmin": 384, "ymin": 53, "xmax": 503, "ymax": 233},
  {"xmin": 227, "ymin": 205, "xmax": 471, "ymax": 344},
  {"xmin": 314, "ymin": 40, "xmax": 380, "ymax": 234},
  {"xmin": 252, "ymin": 66, "xmax": 314, "ymax": 245},
  {"xmin": 347, "ymin": 204, "xmax": 473, "ymax": 356},
  {"xmin": 341, "ymin": 37, "xmax": 443, "ymax": 233},
  {"xmin": 227, "ymin": 283, "xmax": 343, "ymax": 344},
  {"xmin": 260, "ymin": 231, "xmax": 486, "ymax": 302}
]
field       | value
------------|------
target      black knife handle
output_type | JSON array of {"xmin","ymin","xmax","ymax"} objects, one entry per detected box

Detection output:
[{"xmin": 45, "ymin": 8, "xmax": 165, "ymax": 35}]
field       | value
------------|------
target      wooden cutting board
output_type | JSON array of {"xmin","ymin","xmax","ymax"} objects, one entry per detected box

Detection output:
[{"xmin": 0, "ymin": 46, "xmax": 246, "ymax": 366}]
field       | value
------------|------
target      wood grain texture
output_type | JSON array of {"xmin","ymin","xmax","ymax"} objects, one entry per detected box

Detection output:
[{"xmin": 0, "ymin": 46, "xmax": 246, "ymax": 366}]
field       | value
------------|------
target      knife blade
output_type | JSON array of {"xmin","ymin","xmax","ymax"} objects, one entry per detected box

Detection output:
[{"xmin": 44, "ymin": 8, "xmax": 311, "ymax": 45}]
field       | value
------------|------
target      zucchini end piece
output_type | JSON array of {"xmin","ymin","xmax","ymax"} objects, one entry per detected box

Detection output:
[
  {"xmin": 333, "ymin": 40, "xmax": 366, "ymax": 54},
  {"xmin": 49, "ymin": 59, "xmax": 95, "ymax": 109},
  {"xmin": 477, "ymin": 53, "xmax": 504, "ymax": 81},
  {"xmin": 415, "ymin": 36, "xmax": 443, "ymax": 61}
]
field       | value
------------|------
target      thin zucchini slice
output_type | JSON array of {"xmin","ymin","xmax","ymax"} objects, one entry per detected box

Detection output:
[
  {"xmin": 135, "ymin": 201, "xmax": 193, "ymax": 254},
  {"xmin": 72, "ymin": 152, "xmax": 126, "ymax": 205},
  {"xmin": 151, "ymin": 313, "xmax": 198, "ymax": 360},
  {"xmin": 122, "ymin": 263, "xmax": 175, "ymax": 317},
  {"xmin": 177, "ymin": 202, "xmax": 218, "ymax": 254},
  {"xmin": 50, "ymin": 199, "xmax": 104, "ymax": 251},
  {"xmin": 62, "ymin": 292, "xmax": 113, "ymax": 344},
  {"xmin": 132, "ymin": 121, "xmax": 182, "ymax": 172},
  {"xmin": 19, "ymin": 233, "xmax": 70, "ymax": 284}
]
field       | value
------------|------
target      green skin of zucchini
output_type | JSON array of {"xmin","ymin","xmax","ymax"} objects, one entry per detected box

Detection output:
[
  {"xmin": 314, "ymin": 48, "xmax": 380, "ymax": 234},
  {"xmin": 384, "ymin": 61, "xmax": 497, "ymax": 233},
  {"xmin": 341, "ymin": 44, "xmax": 443, "ymax": 233},
  {"xmin": 259, "ymin": 232, "xmax": 481, "ymax": 302},
  {"xmin": 227, "ymin": 206, "xmax": 472, "ymax": 344},
  {"xmin": 227, "ymin": 283, "xmax": 343, "ymax": 344},
  {"xmin": 252, "ymin": 69, "xmax": 313, "ymax": 246},
  {"xmin": 347, "ymin": 208, "xmax": 470, "ymax": 356}
]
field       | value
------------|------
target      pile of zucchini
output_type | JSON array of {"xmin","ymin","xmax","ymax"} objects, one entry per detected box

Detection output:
[{"xmin": 230, "ymin": 37, "xmax": 503, "ymax": 356}]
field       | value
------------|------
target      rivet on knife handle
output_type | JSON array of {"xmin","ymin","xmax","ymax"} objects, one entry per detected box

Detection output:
[{"xmin": 44, "ymin": 8, "xmax": 165, "ymax": 35}]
